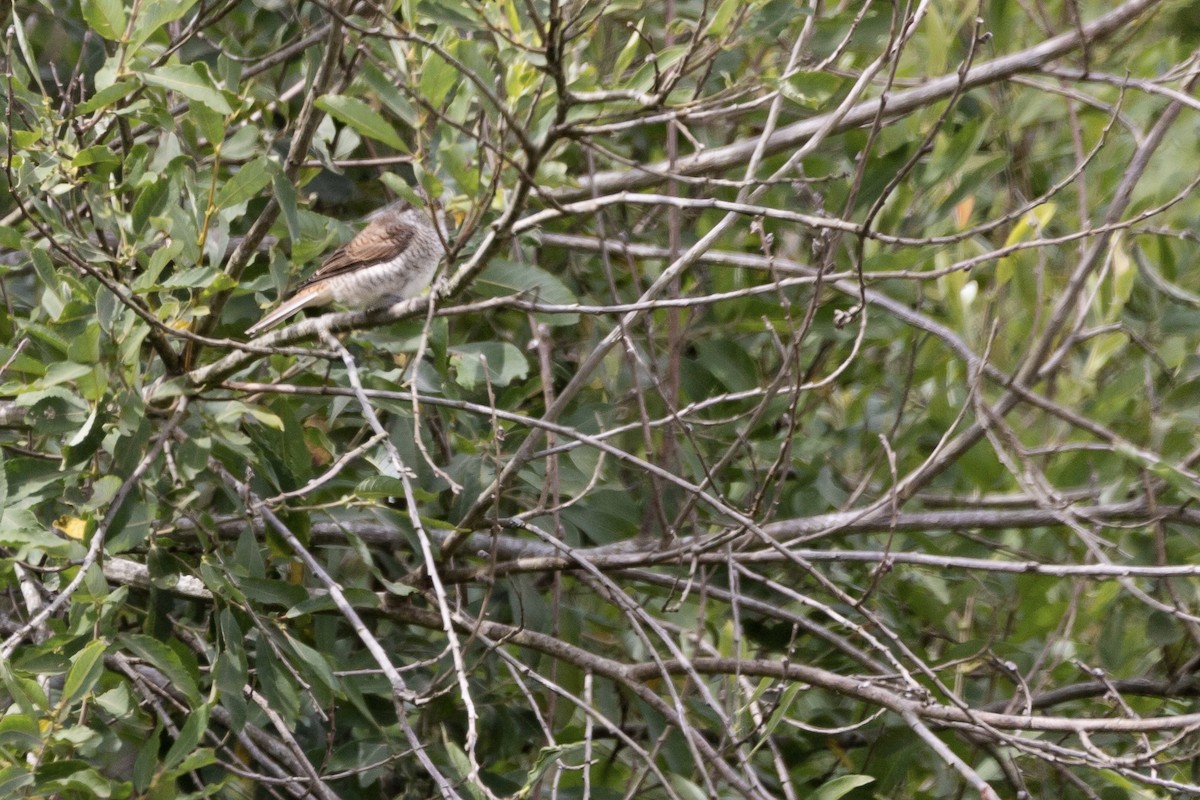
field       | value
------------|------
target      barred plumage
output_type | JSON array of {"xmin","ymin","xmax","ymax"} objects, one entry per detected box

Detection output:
[{"xmin": 246, "ymin": 200, "xmax": 446, "ymax": 336}]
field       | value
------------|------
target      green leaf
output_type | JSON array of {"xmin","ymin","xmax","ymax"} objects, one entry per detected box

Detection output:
[
  {"xmin": 1113, "ymin": 441, "xmax": 1200, "ymax": 503},
  {"xmin": 0, "ymin": 765, "xmax": 34, "ymax": 797},
  {"xmin": 449, "ymin": 342, "xmax": 529, "ymax": 390},
  {"xmin": 67, "ymin": 322, "xmax": 102, "ymax": 364},
  {"xmin": 927, "ymin": 119, "xmax": 987, "ymax": 185},
  {"xmin": 0, "ymin": 715, "xmax": 40, "ymax": 752},
  {"xmin": 284, "ymin": 635, "xmax": 338, "ymax": 694},
  {"xmin": 667, "ymin": 774, "xmax": 707, "ymax": 800},
  {"xmin": 355, "ymin": 475, "xmax": 408, "ymax": 499},
  {"xmin": 62, "ymin": 639, "xmax": 108, "ymax": 706},
  {"xmin": 162, "ymin": 704, "xmax": 208, "ymax": 772},
  {"xmin": 132, "ymin": 726, "xmax": 160, "ymax": 791},
  {"xmin": 412, "ymin": 0, "xmax": 481, "ymax": 27},
  {"xmin": 216, "ymin": 158, "xmax": 274, "ymax": 209},
  {"xmin": 315, "ymin": 95, "xmax": 408, "ymax": 151},
  {"xmin": 82, "ymin": 474, "xmax": 123, "ymax": 512},
  {"xmin": 74, "ymin": 82, "xmax": 138, "ymax": 116},
  {"xmin": 360, "ymin": 61, "xmax": 418, "ymax": 128},
  {"xmin": 175, "ymin": 747, "xmax": 218, "ymax": 773},
  {"xmin": 995, "ymin": 204, "xmax": 1055, "ymax": 287},
  {"xmin": 236, "ymin": 578, "xmax": 307, "ymax": 608},
  {"xmin": 756, "ymin": 681, "xmax": 803, "ymax": 744},
  {"xmin": 82, "ymin": 0, "xmax": 127, "ymax": 41},
  {"xmin": 72, "ymin": 145, "xmax": 121, "ymax": 168},
  {"xmin": 813, "ymin": 774, "xmax": 875, "ymax": 800},
  {"xmin": 516, "ymin": 742, "xmax": 587, "ymax": 798},
  {"xmin": 256, "ymin": 652, "xmax": 300, "ymax": 726},
  {"xmin": 0, "ymin": 516, "xmax": 73, "ymax": 553},
  {"xmin": 19, "ymin": 387, "xmax": 89, "ymax": 434},
  {"xmin": 142, "ymin": 64, "xmax": 232, "ymax": 114},
  {"xmin": 694, "ymin": 338, "xmax": 758, "ymax": 391},
  {"xmin": 33, "ymin": 763, "xmax": 116, "ymax": 795},
  {"xmin": 41, "ymin": 361, "xmax": 94, "ymax": 388},
  {"xmin": 475, "ymin": 260, "xmax": 579, "ymax": 326},
  {"xmin": 214, "ymin": 652, "xmax": 247, "ymax": 730},
  {"xmin": 273, "ymin": 171, "xmax": 300, "ymax": 243},
  {"xmin": 9, "ymin": 8, "xmax": 46, "ymax": 96},
  {"xmin": 1107, "ymin": 234, "xmax": 1135, "ymax": 321},
  {"xmin": 1147, "ymin": 610, "xmax": 1181, "ymax": 646},
  {"xmin": 0, "ymin": 660, "xmax": 48, "ymax": 716},
  {"xmin": 612, "ymin": 24, "xmax": 643, "ymax": 77},
  {"xmin": 128, "ymin": 0, "xmax": 199, "ymax": 51},
  {"xmin": 284, "ymin": 587, "xmax": 382, "ymax": 617},
  {"xmin": 158, "ymin": 265, "xmax": 235, "ymax": 291},
  {"xmin": 93, "ymin": 684, "xmax": 133, "ymax": 717},
  {"xmin": 708, "ymin": 0, "xmax": 740, "ymax": 37},
  {"xmin": 441, "ymin": 732, "xmax": 486, "ymax": 800},
  {"xmin": 132, "ymin": 177, "xmax": 171, "ymax": 234},
  {"xmin": 419, "ymin": 52, "xmax": 458, "ymax": 108},
  {"xmin": 439, "ymin": 137, "xmax": 480, "ymax": 195},
  {"xmin": 190, "ymin": 101, "xmax": 226, "ymax": 147},
  {"xmin": 119, "ymin": 633, "xmax": 201, "ymax": 705}
]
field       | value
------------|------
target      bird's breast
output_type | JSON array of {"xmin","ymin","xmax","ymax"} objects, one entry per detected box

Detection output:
[{"xmin": 326, "ymin": 236, "xmax": 443, "ymax": 306}]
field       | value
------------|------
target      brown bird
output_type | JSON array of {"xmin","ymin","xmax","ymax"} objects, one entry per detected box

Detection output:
[{"xmin": 246, "ymin": 200, "xmax": 446, "ymax": 336}]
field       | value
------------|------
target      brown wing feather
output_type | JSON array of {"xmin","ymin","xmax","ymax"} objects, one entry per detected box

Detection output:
[{"xmin": 295, "ymin": 214, "xmax": 417, "ymax": 291}]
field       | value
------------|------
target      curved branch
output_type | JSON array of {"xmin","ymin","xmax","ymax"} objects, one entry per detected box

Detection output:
[{"xmin": 554, "ymin": 0, "xmax": 1163, "ymax": 200}]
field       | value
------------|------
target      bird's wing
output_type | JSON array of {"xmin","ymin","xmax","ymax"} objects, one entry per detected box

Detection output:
[{"xmin": 296, "ymin": 216, "xmax": 417, "ymax": 290}]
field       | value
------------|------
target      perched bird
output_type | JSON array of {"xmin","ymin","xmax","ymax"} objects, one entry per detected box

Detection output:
[{"xmin": 246, "ymin": 200, "xmax": 446, "ymax": 336}]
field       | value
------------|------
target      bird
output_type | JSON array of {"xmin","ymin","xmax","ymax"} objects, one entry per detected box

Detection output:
[{"xmin": 246, "ymin": 199, "xmax": 446, "ymax": 336}]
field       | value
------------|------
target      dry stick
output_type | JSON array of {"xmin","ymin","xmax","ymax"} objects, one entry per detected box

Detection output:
[
  {"xmin": 241, "ymin": 688, "xmax": 342, "ymax": 800},
  {"xmin": 390, "ymin": 605, "xmax": 767, "ymax": 800},
  {"xmin": 1043, "ymin": 65, "xmax": 1200, "ymax": 113},
  {"xmin": 106, "ymin": 653, "xmax": 217, "ymax": 795},
  {"xmin": 12, "ymin": 562, "xmax": 49, "ymax": 648},
  {"xmin": 636, "ymin": 657, "xmax": 1200, "ymax": 734},
  {"xmin": 1027, "ymin": 75, "xmax": 1199, "ymax": 387},
  {"xmin": 104, "ymin": 481, "xmax": 1200, "ymax": 581},
  {"xmin": 445, "ymin": 513, "xmax": 1200, "ymax": 580},
  {"xmin": 441, "ymin": 0, "xmax": 1158, "ymax": 556},
  {"xmin": 444, "ymin": 7, "xmax": 879, "ymax": 552},
  {"xmin": 212, "ymin": 462, "xmax": 463, "ymax": 800},
  {"xmin": 100, "ymin": 551, "xmax": 1200, "ymax": 736},
  {"xmin": 383, "ymin": 603, "xmax": 1200, "ymax": 761},
  {"xmin": 554, "ymin": 0, "xmax": 1162, "ymax": 201},
  {"xmin": 525, "ymin": 232, "xmax": 1200, "ymax": 538},
  {"xmin": 186, "ymin": 294, "xmax": 431, "ymax": 385},
  {"xmin": 97, "ymin": 548, "xmax": 1200, "ymax": 788},
  {"xmin": 220, "ymin": 382, "xmax": 1200, "ymax": 555},
  {"xmin": 879, "ymin": 77, "xmax": 1199, "ymax": 510},
  {"xmin": 182, "ymin": 0, "xmax": 1157, "ymax": 389},
  {"xmin": 264, "ymin": 430, "xmax": 388, "ymax": 503},
  {"xmin": 526, "ymin": 236, "xmax": 1200, "ymax": 485},
  {"xmin": 902, "ymin": 708, "xmax": 1000, "ymax": 800},
  {"xmin": 676, "ymin": 0, "xmax": 945, "ymax": 582},
  {"xmin": 242, "ymin": 343, "xmax": 1166, "ymax": 782},
  {"xmin": 313, "ymin": 326, "xmax": 493, "ymax": 800},
  {"xmin": 508, "ymin": 517, "xmax": 771, "ymax": 798},
  {"xmin": 535, "ymin": 164, "xmax": 1197, "ymax": 279},
  {"xmin": 481, "ymin": 642, "xmax": 686, "ymax": 800},
  {"xmin": 976, "ymin": 389, "xmax": 1200, "ymax": 628}
]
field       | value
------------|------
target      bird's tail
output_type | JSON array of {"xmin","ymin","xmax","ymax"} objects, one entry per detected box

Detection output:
[{"xmin": 246, "ymin": 290, "xmax": 326, "ymax": 337}]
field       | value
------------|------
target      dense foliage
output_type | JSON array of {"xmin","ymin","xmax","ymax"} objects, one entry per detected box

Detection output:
[{"xmin": 3, "ymin": 0, "xmax": 1200, "ymax": 798}]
